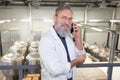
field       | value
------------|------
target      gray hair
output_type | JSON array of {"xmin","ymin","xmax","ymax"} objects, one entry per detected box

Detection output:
[{"xmin": 55, "ymin": 4, "xmax": 72, "ymax": 16}]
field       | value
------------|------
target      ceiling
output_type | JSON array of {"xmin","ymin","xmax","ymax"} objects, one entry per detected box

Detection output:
[{"xmin": 0, "ymin": 0, "xmax": 120, "ymax": 8}]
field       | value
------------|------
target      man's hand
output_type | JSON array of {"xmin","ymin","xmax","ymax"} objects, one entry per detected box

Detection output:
[
  {"xmin": 70, "ymin": 54, "xmax": 86, "ymax": 68},
  {"xmin": 76, "ymin": 54, "xmax": 86, "ymax": 64},
  {"xmin": 72, "ymin": 23, "xmax": 81, "ymax": 39}
]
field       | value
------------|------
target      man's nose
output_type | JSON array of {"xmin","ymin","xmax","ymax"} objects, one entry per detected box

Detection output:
[{"xmin": 64, "ymin": 19, "xmax": 71, "ymax": 25}]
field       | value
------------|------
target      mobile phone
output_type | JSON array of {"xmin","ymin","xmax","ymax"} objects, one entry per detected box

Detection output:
[{"xmin": 70, "ymin": 23, "xmax": 74, "ymax": 33}]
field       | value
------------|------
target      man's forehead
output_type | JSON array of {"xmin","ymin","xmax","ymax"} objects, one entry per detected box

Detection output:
[{"xmin": 57, "ymin": 10, "xmax": 73, "ymax": 17}]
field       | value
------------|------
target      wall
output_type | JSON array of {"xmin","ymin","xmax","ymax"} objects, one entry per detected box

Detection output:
[{"xmin": 0, "ymin": 6, "xmax": 120, "ymax": 54}]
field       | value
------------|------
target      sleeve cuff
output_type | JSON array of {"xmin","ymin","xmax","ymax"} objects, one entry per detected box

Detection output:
[{"xmin": 75, "ymin": 47, "xmax": 86, "ymax": 56}]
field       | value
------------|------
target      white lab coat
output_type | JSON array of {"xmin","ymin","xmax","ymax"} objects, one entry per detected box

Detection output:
[{"xmin": 39, "ymin": 26, "xmax": 84, "ymax": 80}]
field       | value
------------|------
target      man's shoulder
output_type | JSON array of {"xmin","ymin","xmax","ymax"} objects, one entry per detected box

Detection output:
[
  {"xmin": 42, "ymin": 30, "xmax": 52, "ymax": 38},
  {"xmin": 40, "ymin": 31, "xmax": 54, "ymax": 42}
]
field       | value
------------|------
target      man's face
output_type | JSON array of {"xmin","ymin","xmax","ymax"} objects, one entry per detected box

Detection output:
[{"xmin": 54, "ymin": 9, "xmax": 73, "ymax": 37}]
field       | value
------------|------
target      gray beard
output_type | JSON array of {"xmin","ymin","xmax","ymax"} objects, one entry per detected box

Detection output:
[{"xmin": 55, "ymin": 23, "xmax": 71, "ymax": 37}]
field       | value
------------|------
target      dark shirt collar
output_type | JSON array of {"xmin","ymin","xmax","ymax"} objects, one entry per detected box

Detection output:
[{"xmin": 57, "ymin": 34, "xmax": 65, "ymax": 39}]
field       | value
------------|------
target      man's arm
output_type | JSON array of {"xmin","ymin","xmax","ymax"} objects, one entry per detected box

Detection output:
[
  {"xmin": 72, "ymin": 23, "xmax": 83, "ymax": 50},
  {"xmin": 70, "ymin": 23, "xmax": 86, "ymax": 68}
]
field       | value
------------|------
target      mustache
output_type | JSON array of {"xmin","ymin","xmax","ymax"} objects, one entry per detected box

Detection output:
[
  {"xmin": 55, "ymin": 22, "xmax": 71, "ymax": 28},
  {"xmin": 54, "ymin": 22, "xmax": 71, "ymax": 30},
  {"xmin": 61, "ymin": 24, "xmax": 71, "ymax": 30},
  {"xmin": 61, "ymin": 24, "xmax": 71, "ymax": 27}
]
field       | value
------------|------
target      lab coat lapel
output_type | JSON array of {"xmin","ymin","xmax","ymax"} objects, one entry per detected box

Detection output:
[
  {"xmin": 65, "ymin": 36, "xmax": 75, "ymax": 60},
  {"xmin": 50, "ymin": 26, "xmax": 68, "ymax": 61}
]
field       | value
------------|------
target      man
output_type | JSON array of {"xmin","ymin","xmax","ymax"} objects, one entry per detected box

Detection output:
[{"xmin": 39, "ymin": 5, "xmax": 86, "ymax": 80}]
